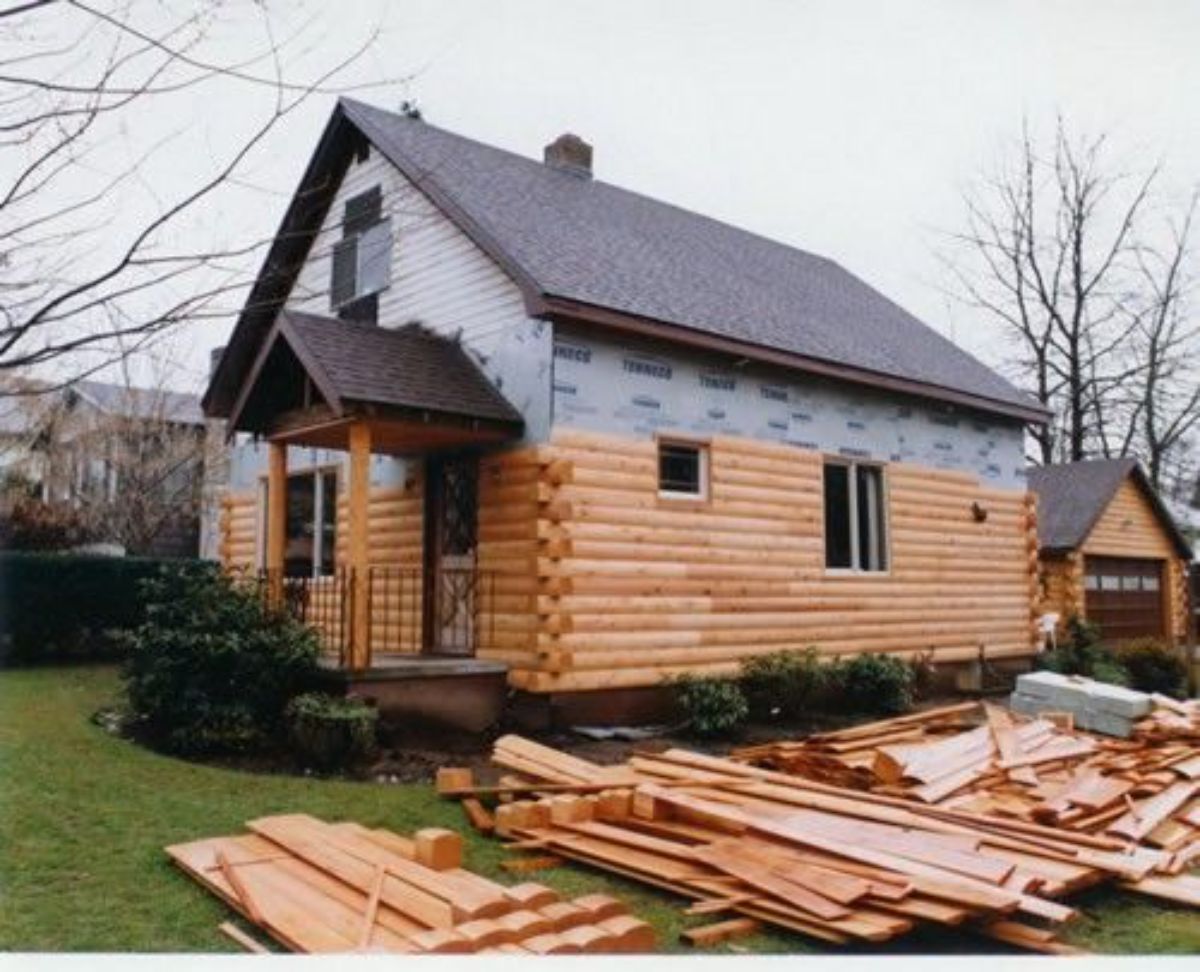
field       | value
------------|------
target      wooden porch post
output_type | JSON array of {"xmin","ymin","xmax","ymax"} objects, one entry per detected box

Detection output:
[
  {"xmin": 348, "ymin": 421, "xmax": 372, "ymax": 671},
  {"xmin": 266, "ymin": 441, "xmax": 287, "ymax": 606}
]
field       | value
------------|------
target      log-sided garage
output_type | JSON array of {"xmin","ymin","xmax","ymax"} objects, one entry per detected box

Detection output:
[{"xmin": 1030, "ymin": 458, "xmax": 1193, "ymax": 644}]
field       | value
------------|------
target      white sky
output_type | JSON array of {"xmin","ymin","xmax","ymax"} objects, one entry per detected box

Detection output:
[{"xmin": 56, "ymin": 0, "xmax": 1200, "ymax": 394}]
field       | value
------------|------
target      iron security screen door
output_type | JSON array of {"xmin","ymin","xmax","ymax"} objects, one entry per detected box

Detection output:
[{"xmin": 424, "ymin": 454, "xmax": 480, "ymax": 655}]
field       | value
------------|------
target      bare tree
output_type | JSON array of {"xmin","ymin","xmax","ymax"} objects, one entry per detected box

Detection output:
[
  {"xmin": 0, "ymin": 0, "xmax": 406, "ymax": 380},
  {"xmin": 941, "ymin": 118, "xmax": 1193, "ymax": 468}
]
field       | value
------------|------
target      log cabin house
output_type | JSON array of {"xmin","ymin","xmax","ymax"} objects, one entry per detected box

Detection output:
[
  {"xmin": 203, "ymin": 99, "xmax": 1051, "ymax": 726},
  {"xmin": 1029, "ymin": 459, "xmax": 1193, "ymax": 645}
]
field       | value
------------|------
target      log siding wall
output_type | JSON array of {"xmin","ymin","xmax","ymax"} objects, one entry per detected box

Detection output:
[
  {"xmin": 219, "ymin": 430, "xmax": 1041, "ymax": 690},
  {"xmin": 526, "ymin": 427, "xmax": 1039, "ymax": 693}
]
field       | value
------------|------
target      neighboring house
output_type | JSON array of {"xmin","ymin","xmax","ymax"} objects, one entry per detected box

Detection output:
[
  {"xmin": 1029, "ymin": 459, "xmax": 1193, "ymax": 645},
  {"xmin": 0, "ymin": 378, "xmax": 207, "ymax": 558},
  {"xmin": 204, "ymin": 99, "xmax": 1048, "ymax": 715}
]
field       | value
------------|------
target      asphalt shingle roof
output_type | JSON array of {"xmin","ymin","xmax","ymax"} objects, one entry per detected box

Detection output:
[
  {"xmin": 1027, "ymin": 458, "xmax": 1192, "ymax": 559},
  {"xmin": 281, "ymin": 310, "xmax": 523, "ymax": 426},
  {"xmin": 340, "ymin": 98, "xmax": 1039, "ymax": 417}
]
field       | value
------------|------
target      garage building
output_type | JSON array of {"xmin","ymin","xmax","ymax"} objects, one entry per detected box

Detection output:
[{"xmin": 1030, "ymin": 458, "xmax": 1193, "ymax": 644}]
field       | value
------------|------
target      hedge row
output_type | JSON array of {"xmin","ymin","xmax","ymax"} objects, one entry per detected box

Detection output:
[{"xmin": 0, "ymin": 551, "xmax": 213, "ymax": 665}]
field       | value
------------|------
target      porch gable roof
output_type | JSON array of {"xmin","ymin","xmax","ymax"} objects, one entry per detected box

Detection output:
[{"xmin": 228, "ymin": 310, "xmax": 524, "ymax": 434}]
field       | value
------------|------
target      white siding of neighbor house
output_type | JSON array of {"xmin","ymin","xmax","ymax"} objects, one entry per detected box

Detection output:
[{"xmin": 287, "ymin": 146, "xmax": 552, "ymax": 440}]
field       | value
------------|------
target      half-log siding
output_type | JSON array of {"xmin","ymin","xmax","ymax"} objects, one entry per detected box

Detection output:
[
  {"xmin": 525, "ymin": 427, "xmax": 1038, "ymax": 693},
  {"xmin": 219, "ymin": 429, "xmax": 1041, "ymax": 691}
]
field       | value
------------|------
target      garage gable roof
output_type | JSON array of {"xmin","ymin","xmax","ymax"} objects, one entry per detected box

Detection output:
[{"xmin": 1027, "ymin": 458, "xmax": 1192, "ymax": 560}]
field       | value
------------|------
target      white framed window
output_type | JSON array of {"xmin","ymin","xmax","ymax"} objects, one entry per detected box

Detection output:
[
  {"xmin": 259, "ymin": 466, "xmax": 339, "ymax": 577},
  {"xmin": 824, "ymin": 459, "xmax": 888, "ymax": 572},
  {"xmin": 658, "ymin": 440, "xmax": 708, "ymax": 499}
]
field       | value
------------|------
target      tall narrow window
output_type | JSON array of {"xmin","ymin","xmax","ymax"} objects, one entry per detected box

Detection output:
[
  {"xmin": 264, "ymin": 468, "xmax": 339, "ymax": 578},
  {"xmin": 824, "ymin": 460, "xmax": 888, "ymax": 572},
  {"xmin": 823, "ymin": 464, "xmax": 852, "ymax": 568},
  {"xmin": 330, "ymin": 185, "xmax": 392, "ymax": 323}
]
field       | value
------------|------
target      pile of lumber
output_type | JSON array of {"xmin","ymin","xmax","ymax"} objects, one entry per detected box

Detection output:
[
  {"xmin": 1135, "ymin": 694, "xmax": 1200, "ymax": 743},
  {"xmin": 166, "ymin": 813, "xmax": 655, "ymax": 954},
  {"xmin": 733, "ymin": 702, "xmax": 1200, "ymax": 875},
  {"xmin": 437, "ymin": 735, "xmax": 1198, "ymax": 952}
]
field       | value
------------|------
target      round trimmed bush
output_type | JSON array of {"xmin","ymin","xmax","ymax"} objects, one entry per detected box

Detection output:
[{"xmin": 286, "ymin": 693, "xmax": 378, "ymax": 772}]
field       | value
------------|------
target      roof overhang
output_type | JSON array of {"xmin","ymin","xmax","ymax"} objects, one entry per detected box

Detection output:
[{"xmin": 541, "ymin": 295, "xmax": 1052, "ymax": 426}]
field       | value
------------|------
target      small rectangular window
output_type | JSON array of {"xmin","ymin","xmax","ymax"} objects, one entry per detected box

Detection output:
[
  {"xmin": 1101, "ymin": 575, "xmax": 1121, "ymax": 591},
  {"xmin": 658, "ymin": 442, "xmax": 706, "ymax": 498},
  {"xmin": 1143, "ymin": 575, "xmax": 1160, "ymax": 592},
  {"xmin": 824, "ymin": 460, "xmax": 887, "ymax": 572},
  {"xmin": 1084, "ymin": 574, "xmax": 1099, "ymax": 591}
]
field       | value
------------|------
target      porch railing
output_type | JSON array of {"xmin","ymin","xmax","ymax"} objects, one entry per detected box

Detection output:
[
  {"xmin": 252, "ymin": 568, "xmax": 351, "ymax": 663},
  {"xmin": 367, "ymin": 566, "xmax": 496, "ymax": 658},
  {"xmin": 247, "ymin": 566, "xmax": 496, "ymax": 665}
]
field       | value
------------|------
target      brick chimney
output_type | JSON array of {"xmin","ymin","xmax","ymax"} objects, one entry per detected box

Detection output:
[{"xmin": 543, "ymin": 133, "xmax": 592, "ymax": 178}]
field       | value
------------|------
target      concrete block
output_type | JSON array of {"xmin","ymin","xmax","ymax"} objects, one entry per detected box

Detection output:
[
  {"xmin": 1079, "ymin": 709, "xmax": 1134, "ymax": 738},
  {"xmin": 1082, "ymin": 682, "xmax": 1151, "ymax": 719},
  {"xmin": 1015, "ymin": 671, "xmax": 1074, "ymax": 700},
  {"xmin": 1009, "ymin": 692, "xmax": 1050, "ymax": 717}
]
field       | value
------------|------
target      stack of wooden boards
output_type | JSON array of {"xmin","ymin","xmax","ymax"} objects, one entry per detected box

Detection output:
[
  {"xmin": 437, "ymin": 734, "xmax": 1200, "ymax": 953},
  {"xmin": 166, "ymin": 813, "xmax": 655, "ymax": 954},
  {"xmin": 734, "ymin": 702, "xmax": 1200, "ymax": 893}
]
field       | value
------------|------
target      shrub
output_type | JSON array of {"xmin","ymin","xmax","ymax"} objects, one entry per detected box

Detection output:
[
  {"xmin": 1039, "ymin": 615, "xmax": 1130, "ymax": 686},
  {"xmin": 1113, "ymin": 638, "xmax": 1187, "ymax": 697},
  {"xmin": 120, "ymin": 565, "xmax": 321, "ymax": 755},
  {"xmin": 0, "ymin": 498, "xmax": 96, "ymax": 550},
  {"xmin": 740, "ymin": 647, "xmax": 826, "ymax": 721},
  {"xmin": 827, "ymin": 653, "xmax": 915, "ymax": 714},
  {"xmin": 673, "ymin": 674, "xmax": 749, "ymax": 738},
  {"xmin": 286, "ymin": 693, "xmax": 378, "ymax": 772},
  {"xmin": 0, "ymin": 551, "xmax": 177, "ymax": 665}
]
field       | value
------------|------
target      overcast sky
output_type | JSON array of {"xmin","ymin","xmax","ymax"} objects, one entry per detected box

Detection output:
[{"xmin": 70, "ymin": 0, "xmax": 1200, "ymax": 394}]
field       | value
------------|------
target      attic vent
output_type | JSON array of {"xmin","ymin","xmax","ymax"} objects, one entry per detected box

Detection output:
[{"xmin": 543, "ymin": 133, "xmax": 592, "ymax": 178}]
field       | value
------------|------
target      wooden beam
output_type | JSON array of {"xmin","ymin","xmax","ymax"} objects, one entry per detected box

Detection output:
[
  {"xmin": 265, "ymin": 441, "xmax": 286, "ymax": 607},
  {"xmin": 348, "ymin": 421, "xmax": 371, "ymax": 670}
]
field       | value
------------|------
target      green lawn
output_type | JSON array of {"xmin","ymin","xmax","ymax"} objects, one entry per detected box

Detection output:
[{"xmin": 0, "ymin": 665, "xmax": 1197, "ymax": 954}]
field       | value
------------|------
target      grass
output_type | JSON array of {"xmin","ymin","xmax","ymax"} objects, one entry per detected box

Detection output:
[{"xmin": 0, "ymin": 665, "xmax": 1197, "ymax": 954}]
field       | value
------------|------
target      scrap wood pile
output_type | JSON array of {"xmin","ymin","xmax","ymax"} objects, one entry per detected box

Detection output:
[
  {"xmin": 166, "ymin": 813, "xmax": 655, "ymax": 954},
  {"xmin": 732, "ymin": 699, "xmax": 1200, "ymax": 874},
  {"xmin": 435, "ymin": 735, "xmax": 1198, "ymax": 954}
]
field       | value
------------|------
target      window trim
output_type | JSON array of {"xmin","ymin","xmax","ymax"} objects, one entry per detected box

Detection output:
[
  {"xmin": 257, "ymin": 463, "xmax": 341, "ymax": 578},
  {"xmin": 656, "ymin": 437, "xmax": 710, "ymax": 503},
  {"xmin": 822, "ymin": 457, "xmax": 890, "ymax": 575}
]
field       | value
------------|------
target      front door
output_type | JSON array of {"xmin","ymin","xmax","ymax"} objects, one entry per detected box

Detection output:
[{"xmin": 423, "ymin": 454, "xmax": 479, "ymax": 655}]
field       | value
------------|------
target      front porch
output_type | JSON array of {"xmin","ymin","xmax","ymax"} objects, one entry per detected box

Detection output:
[{"xmin": 231, "ymin": 312, "xmax": 527, "ymax": 726}]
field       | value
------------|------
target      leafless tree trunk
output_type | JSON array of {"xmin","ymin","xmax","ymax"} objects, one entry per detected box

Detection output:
[
  {"xmin": 942, "ymin": 118, "xmax": 1172, "ymax": 466},
  {"xmin": 0, "ymin": 0, "xmax": 405, "ymax": 380}
]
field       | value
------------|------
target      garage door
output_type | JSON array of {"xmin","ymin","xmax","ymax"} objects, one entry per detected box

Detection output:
[{"xmin": 1083, "ymin": 556, "xmax": 1165, "ymax": 641}]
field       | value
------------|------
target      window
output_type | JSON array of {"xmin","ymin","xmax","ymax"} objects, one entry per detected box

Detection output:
[
  {"xmin": 330, "ymin": 186, "xmax": 392, "ymax": 320},
  {"xmin": 262, "ymin": 468, "xmax": 338, "ymax": 577},
  {"xmin": 824, "ymin": 461, "xmax": 888, "ymax": 571},
  {"xmin": 658, "ymin": 441, "xmax": 707, "ymax": 498}
]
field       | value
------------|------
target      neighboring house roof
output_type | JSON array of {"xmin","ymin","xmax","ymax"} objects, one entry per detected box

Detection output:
[
  {"xmin": 1027, "ymin": 458, "xmax": 1193, "ymax": 560},
  {"xmin": 72, "ymin": 380, "xmax": 204, "ymax": 426},
  {"xmin": 235, "ymin": 310, "xmax": 524, "ymax": 429},
  {"xmin": 205, "ymin": 99, "xmax": 1048, "ymax": 425}
]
